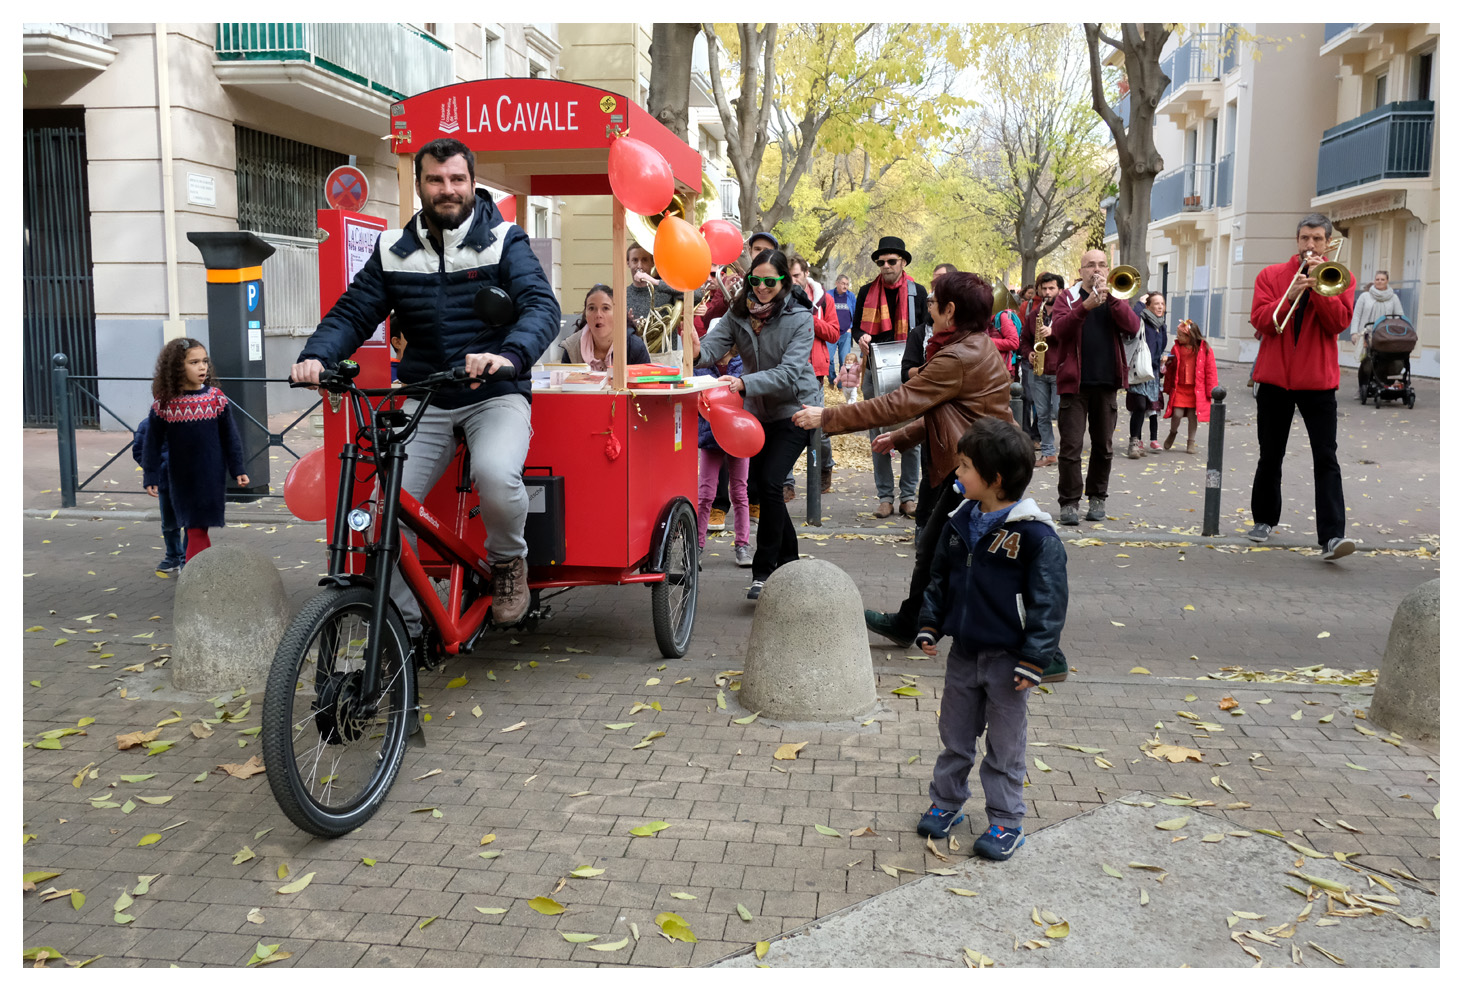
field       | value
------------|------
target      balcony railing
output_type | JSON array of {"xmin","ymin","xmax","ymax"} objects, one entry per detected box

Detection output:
[
  {"xmin": 216, "ymin": 23, "xmax": 453, "ymax": 102},
  {"xmin": 1316, "ymin": 101, "xmax": 1434, "ymax": 196},
  {"xmin": 1220, "ymin": 26, "xmax": 1239, "ymax": 75},
  {"xmin": 23, "ymin": 23, "xmax": 111, "ymax": 45},
  {"xmin": 1159, "ymin": 32, "xmax": 1222, "ymax": 104},
  {"xmin": 719, "ymin": 177, "xmax": 742, "ymax": 226},
  {"xmin": 1216, "ymin": 153, "xmax": 1234, "ymax": 208},
  {"xmin": 1324, "ymin": 23, "xmax": 1354, "ymax": 43},
  {"xmin": 1105, "ymin": 203, "xmax": 1117, "ymax": 240},
  {"xmin": 1152, "ymin": 162, "xmax": 1216, "ymax": 221}
]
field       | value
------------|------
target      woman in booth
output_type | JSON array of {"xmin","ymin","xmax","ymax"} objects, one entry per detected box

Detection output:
[
  {"xmin": 552, "ymin": 284, "xmax": 650, "ymax": 370},
  {"xmin": 691, "ymin": 249, "xmax": 820, "ymax": 601}
]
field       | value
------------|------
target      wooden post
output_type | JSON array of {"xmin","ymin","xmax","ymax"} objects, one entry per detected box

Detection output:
[
  {"xmin": 680, "ymin": 193, "xmax": 698, "ymax": 379},
  {"xmin": 397, "ymin": 154, "xmax": 414, "ymax": 227},
  {"xmin": 611, "ymin": 199, "xmax": 628, "ymax": 391},
  {"xmin": 514, "ymin": 194, "xmax": 529, "ymax": 232}
]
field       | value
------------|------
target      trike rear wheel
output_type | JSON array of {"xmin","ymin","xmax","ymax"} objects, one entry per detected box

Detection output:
[
  {"xmin": 651, "ymin": 501, "xmax": 698, "ymax": 658},
  {"xmin": 262, "ymin": 586, "xmax": 415, "ymax": 837}
]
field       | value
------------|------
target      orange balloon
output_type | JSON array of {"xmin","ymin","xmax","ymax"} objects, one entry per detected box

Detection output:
[{"xmin": 654, "ymin": 215, "xmax": 712, "ymax": 292}]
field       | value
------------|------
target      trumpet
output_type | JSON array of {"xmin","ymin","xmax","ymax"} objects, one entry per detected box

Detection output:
[
  {"xmin": 1107, "ymin": 265, "xmax": 1142, "ymax": 300},
  {"xmin": 1032, "ymin": 303, "xmax": 1050, "ymax": 376},
  {"xmin": 1272, "ymin": 236, "xmax": 1349, "ymax": 333}
]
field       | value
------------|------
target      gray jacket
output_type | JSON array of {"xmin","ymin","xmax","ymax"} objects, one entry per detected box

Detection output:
[{"xmin": 698, "ymin": 295, "xmax": 821, "ymax": 422}]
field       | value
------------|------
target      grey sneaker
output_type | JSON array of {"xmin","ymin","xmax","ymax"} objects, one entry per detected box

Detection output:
[
  {"xmin": 1247, "ymin": 522, "xmax": 1273, "ymax": 544},
  {"xmin": 747, "ymin": 580, "xmax": 765, "ymax": 601},
  {"xmin": 734, "ymin": 543, "xmax": 753, "ymax": 568},
  {"xmin": 1321, "ymin": 537, "xmax": 1356, "ymax": 561},
  {"xmin": 1058, "ymin": 504, "xmax": 1080, "ymax": 526},
  {"xmin": 1085, "ymin": 499, "xmax": 1106, "ymax": 521}
]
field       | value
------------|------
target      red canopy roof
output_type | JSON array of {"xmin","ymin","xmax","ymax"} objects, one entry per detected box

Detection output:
[{"xmin": 389, "ymin": 78, "xmax": 702, "ymax": 197}]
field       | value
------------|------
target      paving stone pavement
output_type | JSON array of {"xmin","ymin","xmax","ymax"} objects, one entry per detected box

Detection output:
[{"xmin": 20, "ymin": 367, "xmax": 1439, "ymax": 967}]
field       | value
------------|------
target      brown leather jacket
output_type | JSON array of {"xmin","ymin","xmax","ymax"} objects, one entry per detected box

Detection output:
[{"xmin": 820, "ymin": 329, "xmax": 1015, "ymax": 485}]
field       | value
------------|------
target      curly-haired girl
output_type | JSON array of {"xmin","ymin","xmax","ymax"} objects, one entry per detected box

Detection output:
[{"xmin": 141, "ymin": 338, "xmax": 248, "ymax": 563}]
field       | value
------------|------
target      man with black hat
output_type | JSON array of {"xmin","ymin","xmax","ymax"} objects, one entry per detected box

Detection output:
[{"xmin": 853, "ymin": 236, "xmax": 928, "ymax": 518}]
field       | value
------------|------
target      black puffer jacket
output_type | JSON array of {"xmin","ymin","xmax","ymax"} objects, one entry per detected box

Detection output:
[{"xmin": 299, "ymin": 189, "xmax": 560, "ymax": 408}]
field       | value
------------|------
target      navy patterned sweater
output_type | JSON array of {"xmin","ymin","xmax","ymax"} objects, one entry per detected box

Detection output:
[{"xmin": 140, "ymin": 386, "xmax": 246, "ymax": 529}]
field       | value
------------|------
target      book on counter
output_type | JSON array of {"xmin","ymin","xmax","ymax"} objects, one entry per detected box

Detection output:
[
  {"xmin": 558, "ymin": 370, "xmax": 609, "ymax": 391},
  {"xmin": 625, "ymin": 362, "xmax": 687, "ymax": 388}
]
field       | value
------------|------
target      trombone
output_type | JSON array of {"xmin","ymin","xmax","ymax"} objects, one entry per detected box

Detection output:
[{"xmin": 1272, "ymin": 237, "xmax": 1349, "ymax": 332}]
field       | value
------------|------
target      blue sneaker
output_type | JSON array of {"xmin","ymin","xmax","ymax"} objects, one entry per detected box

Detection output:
[
  {"xmin": 973, "ymin": 824, "xmax": 1024, "ymax": 861},
  {"xmin": 916, "ymin": 805, "xmax": 966, "ymax": 839}
]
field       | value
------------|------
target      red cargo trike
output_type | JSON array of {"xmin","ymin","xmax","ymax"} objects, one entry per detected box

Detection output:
[{"xmin": 261, "ymin": 79, "xmax": 719, "ymax": 836}]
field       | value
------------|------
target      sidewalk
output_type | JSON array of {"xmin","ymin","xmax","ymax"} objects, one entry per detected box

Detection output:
[{"xmin": 21, "ymin": 371, "xmax": 1439, "ymax": 968}]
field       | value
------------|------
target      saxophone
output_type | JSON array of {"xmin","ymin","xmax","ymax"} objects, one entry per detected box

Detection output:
[{"xmin": 1032, "ymin": 303, "xmax": 1050, "ymax": 376}]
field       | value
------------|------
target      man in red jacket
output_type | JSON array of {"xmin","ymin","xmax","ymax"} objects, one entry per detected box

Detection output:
[
  {"xmin": 1247, "ymin": 213, "xmax": 1357, "ymax": 561},
  {"xmin": 1047, "ymin": 250, "xmax": 1140, "ymax": 525}
]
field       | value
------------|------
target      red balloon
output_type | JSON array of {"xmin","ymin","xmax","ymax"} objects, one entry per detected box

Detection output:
[
  {"xmin": 655, "ymin": 215, "xmax": 712, "ymax": 292},
  {"xmin": 706, "ymin": 403, "xmax": 765, "ymax": 458},
  {"xmin": 607, "ymin": 136, "xmax": 674, "ymax": 217},
  {"xmin": 700, "ymin": 219, "xmax": 744, "ymax": 266},
  {"xmin": 283, "ymin": 447, "xmax": 329, "ymax": 522},
  {"xmin": 697, "ymin": 385, "xmax": 740, "ymax": 416}
]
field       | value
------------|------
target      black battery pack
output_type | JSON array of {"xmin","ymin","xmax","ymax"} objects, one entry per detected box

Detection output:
[{"xmin": 523, "ymin": 467, "xmax": 566, "ymax": 566}]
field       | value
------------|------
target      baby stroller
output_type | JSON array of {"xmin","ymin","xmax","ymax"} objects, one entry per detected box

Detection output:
[{"xmin": 1358, "ymin": 314, "xmax": 1417, "ymax": 409}]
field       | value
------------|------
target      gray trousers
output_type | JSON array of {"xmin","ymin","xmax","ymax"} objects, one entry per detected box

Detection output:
[
  {"xmin": 929, "ymin": 643, "xmax": 1031, "ymax": 830},
  {"xmin": 390, "ymin": 394, "xmax": 532, "ymax": 637},
  {"xmin": 1027, "ymin": 372, "xmax": 1058, "ymax": 458},
  {"xmin": 862, "ymin": 364, "xmax": 920, "ymax": 501}
]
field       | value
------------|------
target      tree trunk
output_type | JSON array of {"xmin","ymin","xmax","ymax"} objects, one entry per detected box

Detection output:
[
  {"xmin": 702, "ymin": 23, "xmax": 778, "ymax": 235},
  {"xmin": 1083, "ymin": 22, "xmax": 1170, "ymax": 284},
  {"xmin": 648, "ymin": 24, "xmax": 700, "ymax": 142}
]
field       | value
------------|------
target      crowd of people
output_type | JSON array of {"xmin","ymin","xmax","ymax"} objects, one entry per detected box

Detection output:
[{"xmin": 139, "ymin": 138, "xmax": 1359, "ymax": 862}]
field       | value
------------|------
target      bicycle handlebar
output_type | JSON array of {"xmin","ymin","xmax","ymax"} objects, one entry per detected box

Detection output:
[{"xmin": 289, "ymin": 362, "xmax": 516, "ymax": 397}]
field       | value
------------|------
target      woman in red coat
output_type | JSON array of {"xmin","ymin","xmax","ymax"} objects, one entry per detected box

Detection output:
[{"xmin": 1161, "ymin": 318, "xmax": 1217, "ymax": 453}]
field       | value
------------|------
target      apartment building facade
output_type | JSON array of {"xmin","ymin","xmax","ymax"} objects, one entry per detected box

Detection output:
[
  {"xmin": 22, "ymin": 22, "xmax": 561, "ymax": 428},
  {"xmin": 1103, "ymin": 23, "xmax": 1438, "ymax": 374}
]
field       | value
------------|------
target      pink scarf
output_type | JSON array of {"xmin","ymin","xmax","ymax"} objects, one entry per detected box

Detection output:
[{"xmin": 580, "ymin": 326, "xmax": 612, "ymax": 371}]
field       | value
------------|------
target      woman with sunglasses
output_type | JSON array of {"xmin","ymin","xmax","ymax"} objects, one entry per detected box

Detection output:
[{"xmin": 691, "ymin": 249, "xmax": 821, "ymax": 600}]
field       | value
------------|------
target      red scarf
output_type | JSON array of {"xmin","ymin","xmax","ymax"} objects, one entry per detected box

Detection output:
[
  {"xmin": 925, "ymin": 322, "xmax": 959, "ymax": 362},
  {"xmin": 859, "ymin": 272, "xmax": 911, "ymax": 341}
]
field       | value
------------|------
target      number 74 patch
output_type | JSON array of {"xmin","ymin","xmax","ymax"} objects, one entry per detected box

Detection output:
[{"xmin": 987, "ymin": 528, "xmax": 1021, "ymax": 559}]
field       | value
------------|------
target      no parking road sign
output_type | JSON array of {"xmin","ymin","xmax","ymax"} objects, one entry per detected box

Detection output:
[{"xmin": 324, "ymin": 165, "xmax": 370, "ymax": 212}]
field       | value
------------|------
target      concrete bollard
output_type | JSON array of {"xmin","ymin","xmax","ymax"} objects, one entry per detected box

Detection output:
[
  {"xmin": 740, "ymin": 559, "xmax": 876, "ymax": 721},
  {"xmin": 172, "ymin": 545, "xmax": 291, "ymax": 694},
  {"xmin": 1368, "ymin": 579, "xmax": 1439, "ymax": 741}
]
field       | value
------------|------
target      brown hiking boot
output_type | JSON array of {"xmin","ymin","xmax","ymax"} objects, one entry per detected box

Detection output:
[{"xmin": 491, "ymin": 556, "xmax": 530, "ymax": 626}]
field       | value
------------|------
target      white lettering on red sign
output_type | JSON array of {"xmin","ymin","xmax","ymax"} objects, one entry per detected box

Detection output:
[{"xmin": 458, "ymin": 95, "xmax": 578, "ymax": 134}]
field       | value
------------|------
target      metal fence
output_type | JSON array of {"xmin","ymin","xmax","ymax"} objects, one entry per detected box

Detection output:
[
  {"xmin": 1152, "ymin": 162, "xmax": 1216, "ymax": 221},
  {"xmin": 1316, "ymin": 101, "xmax": 1435, "ymax": 196},
  {"xmin": 259, "ymin": 234, "xmax": 322, "ymax": 338},
  {"xmin": 48, "ymin": 354, "xmax": 320, "ymax": 509},
  {"xmin": 1174, "ymin": 288, "xmax": 1227, "ymax": 340},
  {"xmin": 235, "ymin": 126, "xmax": 347, "ymax": 240},
  {"xmin": 216, "ymin": 23, "xmax": 453, "ymax": 101}
]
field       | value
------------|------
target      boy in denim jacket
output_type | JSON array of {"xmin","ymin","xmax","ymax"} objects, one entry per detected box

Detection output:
[{"xmin": 914, "ymin": 417, "xmax": 1069, "ymax": 860}]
